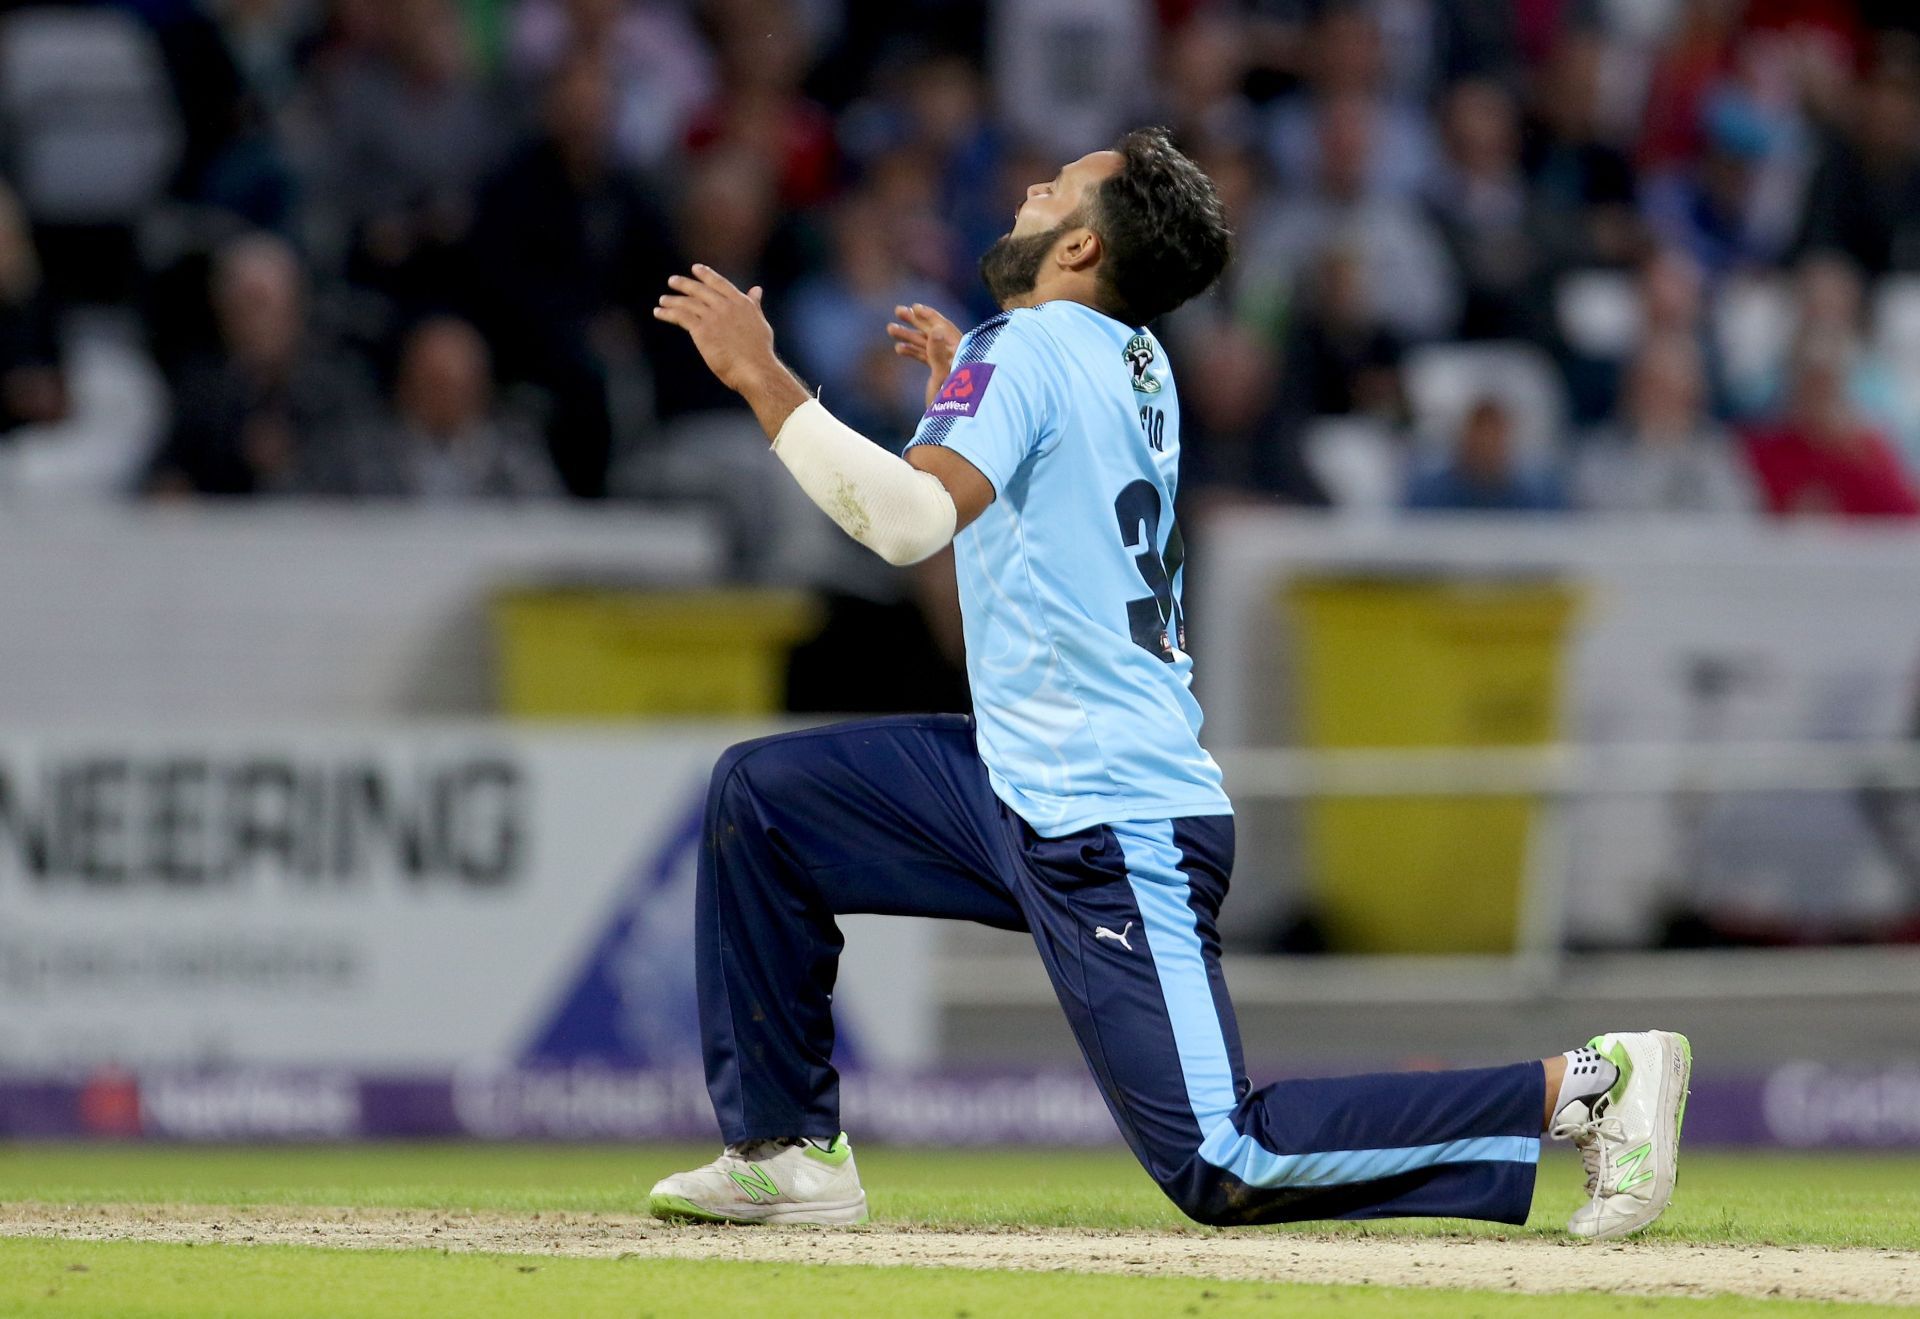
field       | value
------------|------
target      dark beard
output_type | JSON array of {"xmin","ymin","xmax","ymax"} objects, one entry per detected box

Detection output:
[{"xmin": 979, "ymin": 221, "xmax": 1072, "ymax": 307}]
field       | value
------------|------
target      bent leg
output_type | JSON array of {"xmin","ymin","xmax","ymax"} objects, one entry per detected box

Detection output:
[
  {"xmin": 1012, "ymin": 814, "xmax": 1544, "ymax": 1227},
  {"xmin": 699, "ymin": 715, "xmax": 1023, "ymax": 1143}
]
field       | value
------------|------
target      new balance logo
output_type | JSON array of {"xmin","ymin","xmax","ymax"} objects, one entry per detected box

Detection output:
[
  {"xmin": 1095, "ymin": 922, "xmax": 1134, "ymax": 951},
  {"xmin": 1613, "ymin": 1141, "xmax": 1655, "ymax": 1193},
  {"xmin": 727, "ymin": 1165, "xmax": 780, "ymax": 1204}
]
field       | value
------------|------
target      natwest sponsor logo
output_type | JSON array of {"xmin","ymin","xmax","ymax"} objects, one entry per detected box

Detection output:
[
  {"xmin": 924, "ymin": 363, "xmax": 996, "ymax": 419},
  {"xmin": 140, "ymin": 1070, "xmax": 360, "ymax": 1140}
]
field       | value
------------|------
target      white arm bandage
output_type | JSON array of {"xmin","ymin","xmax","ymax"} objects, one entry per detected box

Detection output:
[{"xmin": 771, "ymin": 398, "xmax": 959, "ymax": 566}]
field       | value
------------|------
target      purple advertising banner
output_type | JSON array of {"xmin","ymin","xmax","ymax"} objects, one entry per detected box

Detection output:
[{"xmin": 3, "ymin": 1064, "xmax": 1920, "ymax": 1148}]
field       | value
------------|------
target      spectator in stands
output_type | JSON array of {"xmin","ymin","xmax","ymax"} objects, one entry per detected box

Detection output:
[
  {"xmin": 1157, "ymin": 139, "xmax": 1309, "ymax": 499},
  {"xmin": 508, "ymin": 0, "xmax": 714, "ymax": 173},
  {"xmin": 1643, "ymin": 96, "xmax": 1798, "ymax": 275},
  {"xmin": 1644, "ymin": 33, "xmax": 1819, "ymax": 275},
  {"xmin": 783, "ymin": 189, "xmax": 958, "ymax": 439},
  {"xmin": 206, "ymin": 0, "xmax": 316, "ymax": 117},
  {"xmin": 1797, "ymin": 56, "xmax": 1920, "ymax": 275},
  {"xmin": 305, "ymin": 0, "xmax": 501, "ymax": 308},
  {"xmin": 1639, "ymin": 248, "xmax": 1732, "ymax": 413},
  {"xmin": 1406, "ymin": 396, "xmax": 1565, "ymax": 511},
  {"xmin": 1428, "ymin": 78, "xmax": 1556, "ymax": 341},
  {"xmin": 150, "ymin": 0, "xmax": 299, "ymax": 234},
  {"xmin": 989, "ymin": 0, "xmax": 1150, "ymax": 164},
  {"xmin": 1564, "ymin": 246, "xmax": 1732, "ymax": 427},
  {"xmin": 1522, "ymin": 33, "xmax": 1641, "ymax": 268},
  {"xmin": 146, "ymin": 233, "xmax": 366, "ymax": 496},
  {"xmin": 0, "ymin": 185, "xmax": 67, "ymax": 436},
  {"xmin": 1267, "ymin": 3, "xmax": 1438, "ymax": 202},
  {"xmin": 1743, "ymin": 343, "xmax": 1920, "ymax": 517},
  {"xmin": 1243, "ymin": 91, "xmax": 1460, "ymax": 341},
  {"xmin": 1182, "ymin": 318, "xmax": 1325, "ymax": 505},
  {"xmin": 1576, "ymin": 334, "xmax": 1758, "ymax": 514},
  {"xmin": 1158, "ymin": 10, "xmax": 1259, "ymax": 152},
  {"xmin": 1730, "ymin": 254, "xmax": 1918, "ymax": 459},
  {"xmin": 1175, "ymin": 138, "xmax": 1283, "ymax": 336},
  {"xmin": 1639, "ymin": 0, "xmax": 1743, "ymax": 172},
  {"xmin": 468, "ymin": 53, "xmax": 673, "ymax": 496},
  {"xmin": 1274, "ymin": 244, "xmax": 1408, "ymax": 443},
  {"xmin": 613, "ymin": 146, "xmax": 819, "ymax": 583},
  {"xmin": 640, "ymin": 146, "xmax": 783, "ymax": 425},
  {"xmin": 329, "ymin": 316, "xmax": 559, "ymax": 499},
  {"xmin": 886, "ymin": 57, "xmax": 1007, "ymax": 316},
  {"xmin": 684, "ymin": 0, "xmax": 835, "ymax": 209},
  {"xmin": 856, "ymin": 145, "xmax": 970, "ymax": 318}
]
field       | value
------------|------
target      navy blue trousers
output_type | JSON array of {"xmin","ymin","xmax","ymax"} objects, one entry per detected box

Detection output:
[{"xmin": 697, "ymin": 716, "xmax": 1543, "ymax": 1226}]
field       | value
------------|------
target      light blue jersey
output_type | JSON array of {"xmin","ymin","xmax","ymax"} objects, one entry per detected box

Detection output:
[{"xmin": 906, "ymin": 301, "xmax": 1230, "ymax": 836}]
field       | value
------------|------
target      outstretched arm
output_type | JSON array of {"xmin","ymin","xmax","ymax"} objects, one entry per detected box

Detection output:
[
  {"xmin": 652, "ymin": 265, "xmax": 811, "ymax": 437},
  {"xmin": 653, "ymin": 265, "xmax": 977, "ymax": 564}
]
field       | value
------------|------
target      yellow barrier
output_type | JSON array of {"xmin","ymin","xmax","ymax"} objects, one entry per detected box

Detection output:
[
  {"xmin": 491, "ymin": 587, "xmax": 823, "ymax": 718},
  {"xmin": 1284, "ymin": 576, "xmax": 1581, "ymax": 953}
]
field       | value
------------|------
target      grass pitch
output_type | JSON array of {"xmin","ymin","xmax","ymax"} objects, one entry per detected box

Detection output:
[{"xmin": 2, "ymin": 1143, "xmax": 1917, "ymax": 1316}]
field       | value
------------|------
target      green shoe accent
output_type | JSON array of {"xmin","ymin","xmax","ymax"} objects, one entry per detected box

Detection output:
[
  {"xmin": 803, "ymin": 1133, "xmax": 854, "ymax": 1168},
  {"xmin": 1592, "ymin": 1035, "xmax": 1633, "ymax": 1109},
  {"xmin": 1673, "ymin": 1032, "xmax": 1693, "ymax": 1139},
  {"xmin": 649, "ymin": 1193, "xmax": 753, "ymax": 1224}
]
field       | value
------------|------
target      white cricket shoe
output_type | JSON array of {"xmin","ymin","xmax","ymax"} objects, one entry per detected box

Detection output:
[
  {"xmin": 1551, "ymin": 1030, "xmax": 1692, "ymax": 1241},
  {"xmin": 648, "ymin": 1133, "xmax": 868, "ymax": 1225}
]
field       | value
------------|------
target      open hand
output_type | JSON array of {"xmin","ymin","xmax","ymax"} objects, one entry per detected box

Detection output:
[
  {"xmin": 887, "ymin": 303, "xmax": 963, "ymax": 410},
  {"xmin": 654, "ymin": 265, "xmax": 777, "ymax": 394}
]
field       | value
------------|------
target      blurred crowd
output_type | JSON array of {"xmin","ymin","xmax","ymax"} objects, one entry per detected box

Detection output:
[{"xmin": 9, "ymin": 0, "xmax": 1920, "ymax": 545}]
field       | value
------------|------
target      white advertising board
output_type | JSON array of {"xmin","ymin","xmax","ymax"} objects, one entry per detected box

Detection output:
[{"xmin": 0, "ymin": 726, "xmax": 935, "ymax": 1073}]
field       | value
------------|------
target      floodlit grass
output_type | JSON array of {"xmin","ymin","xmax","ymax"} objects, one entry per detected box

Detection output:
[
  {"xmin": 0, "ymin": 1238, "xmax": 1912, "ymax": 1319},
  {"xmin": 0, "ymin": 1142, "xmax": 1917, "ymax": 1249}
]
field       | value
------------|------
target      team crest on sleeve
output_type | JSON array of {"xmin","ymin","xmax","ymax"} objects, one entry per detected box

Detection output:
[
  {"xmin": 1124, "ymin": 333, "xmax": 1162, "ymax": 395},
  {"xmin": 925, "ymin": 363, "xmax": 997, "ymax": 418}
]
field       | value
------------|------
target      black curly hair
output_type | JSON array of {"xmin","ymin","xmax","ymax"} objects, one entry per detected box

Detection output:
[{"xmin": 1087, "ymin": 128, "xmax": 1233, "ymax": 325}]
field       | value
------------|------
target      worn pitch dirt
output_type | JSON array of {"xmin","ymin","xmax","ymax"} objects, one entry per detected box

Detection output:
[{"xmin": 3, "ymin": 1204, "xmax": 1916, "ymax": 1306}]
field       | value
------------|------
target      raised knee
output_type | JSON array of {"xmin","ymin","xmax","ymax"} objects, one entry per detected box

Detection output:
[
  {"xmin": 708, "ymin": 739, "xmax": 757, "ymax": 796},
  {"xmin": 706, "ymin": 733, "xmax": 805, "ymax": 823},
  {"xmin": 1162, "ymin": 1178, "xmax": 1235, "ymax": 1227},
  {"xmin": 1152, "ymin": 1151, "xmax": 1238, "ymax": 1226},
  {"xmin": 708, "ymin": 741, "xmax": 761, "ymax": 817}
]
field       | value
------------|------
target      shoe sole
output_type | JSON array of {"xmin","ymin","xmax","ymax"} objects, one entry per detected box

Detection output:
[
  {"xmin": 648, "ymin": 1191, "xmax": 869, "ymax": 1226},
  {"xmin": 1583, "ymin": 1029, "xmax": 1692, "ymax": 1241}
]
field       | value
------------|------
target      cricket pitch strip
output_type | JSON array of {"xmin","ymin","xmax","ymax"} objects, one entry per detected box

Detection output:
[{"xmin": 2, "ymin": 1204, "xmax": 1915, "ymax": 1306}]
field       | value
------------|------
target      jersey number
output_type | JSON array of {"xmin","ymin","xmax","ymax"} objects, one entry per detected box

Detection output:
[
  {"xmin": 1114, "ymin": 480, "xmax": 1185, "ymax": 663},
  {"xmin": 1139, "ymin": 406, "xmax": 1165, "ymax": 452}
]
